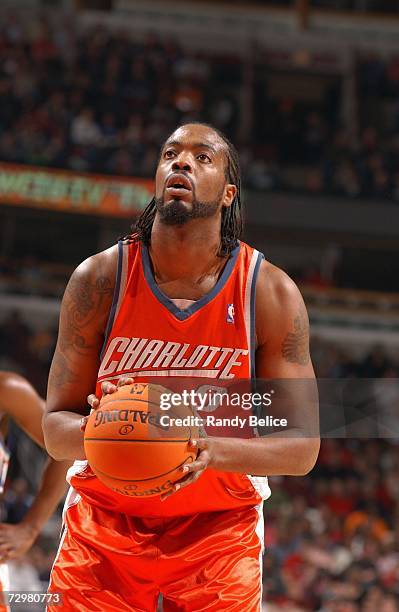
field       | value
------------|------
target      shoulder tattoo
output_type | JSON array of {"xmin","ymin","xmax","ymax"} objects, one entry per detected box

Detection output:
[
  {"xmin": 62, "ymin": 274, "xmax": 113, "ymax": 354},
  {"xmin": 282, "ymin": 310, "xmax": 310, "ymax": 366}
]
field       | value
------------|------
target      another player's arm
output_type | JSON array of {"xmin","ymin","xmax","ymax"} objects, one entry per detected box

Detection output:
[
  {"xmin": 163, "ymin": 263, "xmax": 320, "ymax": 498},
  {"xmin": 0, "ymin": 373, "xmax": 71, "ymax": 561},
  {"xmin": 43, "ymin": 249, "xmax": 116, "ymax": 461}
]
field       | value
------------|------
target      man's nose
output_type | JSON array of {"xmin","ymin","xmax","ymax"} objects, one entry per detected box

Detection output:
[{"xmin": 172, "ymin": 155, "xmax": 192, "ymax": 173}]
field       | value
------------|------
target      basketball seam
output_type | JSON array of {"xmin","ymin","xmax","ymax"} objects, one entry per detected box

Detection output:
[
  {"xmin": 99, "ymin": 398, "xmax": 162, "ymax": 407},
  {"xmin": 91, "ymin": 455, "xmax": 194, "ymax": 483},
  {"xmin": 84, "ymin": 438, "xmax": 190, "ymax": 442}
]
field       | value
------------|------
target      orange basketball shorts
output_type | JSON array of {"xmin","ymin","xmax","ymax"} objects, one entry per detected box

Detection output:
[
  {"xmin": 47, "ymin": 497, "xmax": 264, "ymax": 611},
  {"xmin": 0, "ymin": 564, "xmax": 10, "ymax": 612}
]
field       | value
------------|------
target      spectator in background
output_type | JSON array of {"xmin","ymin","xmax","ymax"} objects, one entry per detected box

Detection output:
[
  {"xmin": 71, "ymin": 108, "xmax": 102, "ymax": 147},
  {"xmin": 1, "ymin": 12, "xmax": 399, "ymax": 201}
]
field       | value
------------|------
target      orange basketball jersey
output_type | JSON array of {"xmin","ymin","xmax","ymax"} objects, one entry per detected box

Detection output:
[{"xmin": 67, "ymin": 239, "xmax": 271, "ymax": 517}]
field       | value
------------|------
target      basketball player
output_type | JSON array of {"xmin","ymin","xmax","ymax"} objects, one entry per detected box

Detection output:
[
  {"xmin": 0, "ymin": 372, "xmax": 70, "ymax": 611},
  {"xmin": 43, "ymin": 123, "xmax": 320, "ymax": 611}
]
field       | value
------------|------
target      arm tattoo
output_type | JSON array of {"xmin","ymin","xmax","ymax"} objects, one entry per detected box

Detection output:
[
  {"xmin": 48, "ymin": 268, "xmax": 114, "ymax": 396},
  {"xmin": 282, "ymin": 311, "xmax": 310, "ymax": 366},
  {"xmin": 61, "ymin": 275, "xmax": 113, "ymax": 354},
  {"xmin": 50, "ymin": 351, "xmax": 79, "ymax": 387}
]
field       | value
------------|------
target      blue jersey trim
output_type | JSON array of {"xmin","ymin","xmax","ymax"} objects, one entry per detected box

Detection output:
[
  {"xmin": 141, "ymin": 242, "xmax": 241, "ymax": 321},
  {"xmin": 100, "ymin": 240, "xmax": 123, "ymax": 360},
  {"xmin": 250, "ymin": 251, "xmax": 264, "ymax": 379}
]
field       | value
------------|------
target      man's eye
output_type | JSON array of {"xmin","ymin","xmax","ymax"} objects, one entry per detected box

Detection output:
[
  {"xmin": 198, "ymin": 154, "xmax": 211, "ymax": 162},
  {"xmin": 164, "ymin": 150, "xmax": 176, "ymax": 158}
]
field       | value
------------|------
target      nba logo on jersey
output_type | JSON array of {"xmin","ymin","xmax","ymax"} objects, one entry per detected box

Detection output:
[{"xmin": 226, "ymin": 303, "xmax": 235, "ymax": 324}]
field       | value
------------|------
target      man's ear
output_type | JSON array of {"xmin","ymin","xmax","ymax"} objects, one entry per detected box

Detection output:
[{"xmin": 222, "ymin": 184, "xmax": 237, "ymax": 208}]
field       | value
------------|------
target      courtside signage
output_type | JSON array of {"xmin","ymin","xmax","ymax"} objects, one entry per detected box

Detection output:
[{"xmin": 0, "ymin": 162, "xmax": 154, "ymax": 217}]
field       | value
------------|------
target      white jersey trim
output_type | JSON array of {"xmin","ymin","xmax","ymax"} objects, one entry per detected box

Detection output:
[
  {"xmin": 66, "ymin": 459, "xmax": 88, "ymax": 485},
  {"xmin": 254, "ymin": 502, "xmax": 265, "ymax": 611},
  {"xmin": 244, "ymin": 249, "xmax": 259, "ymax": 378},
  {"xmin": 247, "ymin": 475, "xmax": 271, "ymax": 501}
]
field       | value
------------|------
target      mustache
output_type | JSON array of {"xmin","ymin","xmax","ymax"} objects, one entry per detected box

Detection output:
[
  {"xmin": 162, "ymin": 188, "xmax": 195, "ymax": 198},
  {"xmin": 165, "ymin": 172, "xmax": 194, "ymax": 192}
]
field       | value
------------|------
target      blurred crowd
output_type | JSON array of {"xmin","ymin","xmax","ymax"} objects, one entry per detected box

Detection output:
[
  {"xmin": 1, "ymin": 309, "xmax": 399, "ymax": 609},
  {"xmin": 0, "ymin": 312, "xmax": 55, "ymax": 398},
  {"xmin": 266, "ymin": 438, "xmax": 399, "ymax": 611},
  {"xmin": 312, "ymin": 339, "xmax": 398, "ymax": 379},
  {"xmin": 0, "ymin": 12, "xmax": 399, "ymax": 201},
  {"xmin": 261, "ymin": 0, "xmax": 399, "ymax": 10},
  {"xmin": 0, "ymin": 13, "xmax": 240, "ymax": 181},
  {"xmin": 305, "ymin": 0, "xmax": 398, "ymax": 12},
  {"xmin": 251, "ymin": 53, "xmax": 399, "ymax": 201},
  {"xmin": 195, "ymin": 0, "xmax": 399, "ymax": 13},
  {"xmin": 0, "ymin": 254, "xmax": 73, "ymax": 299}
]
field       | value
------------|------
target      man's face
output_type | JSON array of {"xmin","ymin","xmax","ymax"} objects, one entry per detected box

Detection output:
[{"xmin": 154, "ymin": 124, "xmax": 236, "ymax": 226}]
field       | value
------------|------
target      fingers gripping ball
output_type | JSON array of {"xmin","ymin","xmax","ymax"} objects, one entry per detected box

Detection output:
[{"xmin": 84, "ymin": 383, "xmax": 199, "ymax": 497}]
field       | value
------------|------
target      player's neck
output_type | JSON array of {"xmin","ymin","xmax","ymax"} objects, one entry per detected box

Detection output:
[{"xmin": 149, "ymin": 218, "xmax": 224, "ymax": 282}]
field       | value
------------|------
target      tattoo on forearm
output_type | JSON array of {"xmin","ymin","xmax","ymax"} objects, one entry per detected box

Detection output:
[{"xmin": 282, "ymin": 311, "xmax": 310, "ymax": 366}]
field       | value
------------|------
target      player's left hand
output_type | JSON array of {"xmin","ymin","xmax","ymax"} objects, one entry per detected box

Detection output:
[
  {"xmin": 0, "ymin": 522, "xmax": 38, "ymax": 562},
  {"xmin": 81, "ymin": 376, "xmax": 135, "ymax": 432},
  {"xmin": 160, "ymin": 438, "xmax": 214, "ymax": 501}
]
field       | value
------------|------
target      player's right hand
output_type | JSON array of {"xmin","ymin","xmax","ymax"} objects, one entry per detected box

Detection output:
[{"xmin": 81, "ymin": 377, "xmax": 135, "ymax": 431}]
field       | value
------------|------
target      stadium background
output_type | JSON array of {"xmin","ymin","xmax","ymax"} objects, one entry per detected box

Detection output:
[{"xmin": 0, "ymin": 0, "xmax": 399, "ymax": 610}]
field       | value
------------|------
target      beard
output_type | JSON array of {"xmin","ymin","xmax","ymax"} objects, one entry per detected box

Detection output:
[{"xmin": 155, "ymin": 188, "xmax": 223, "ymax": 226}]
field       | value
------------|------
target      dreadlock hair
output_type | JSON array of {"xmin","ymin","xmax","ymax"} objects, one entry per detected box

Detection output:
[{"xmin": 125, "ymin": 123, "xmax": 243, "ymax": 258}]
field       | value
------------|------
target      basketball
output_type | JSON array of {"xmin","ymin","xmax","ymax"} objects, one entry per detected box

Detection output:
[{"xmin": 83, "ymin": 382, "xmax": 199, "ymax": 497}]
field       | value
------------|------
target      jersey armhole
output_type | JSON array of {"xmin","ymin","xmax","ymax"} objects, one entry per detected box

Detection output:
[
  {"xmin": 244, "ymin": 250, "xmax": 265, "ymax": 379},
  {"xmin": 100, "ymin": 241, "xmax": 128, "ymax": 360}
]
